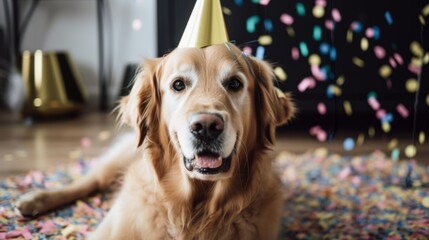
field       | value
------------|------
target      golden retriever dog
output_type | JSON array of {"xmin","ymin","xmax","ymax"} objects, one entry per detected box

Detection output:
[{"xmin": 16, "ymin": 43, "xmax": 294, "ymax": 239}]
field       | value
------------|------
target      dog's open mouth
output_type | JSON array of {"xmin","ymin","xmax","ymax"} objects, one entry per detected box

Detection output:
[{"xmin": 183, "ymin": 151, "xmax": 232, "ymax": 175}]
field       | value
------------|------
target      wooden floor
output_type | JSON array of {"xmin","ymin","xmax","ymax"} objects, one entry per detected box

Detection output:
[{"xmin": 1, "ymin": 110, "xmax": 428, "ymax": 178}]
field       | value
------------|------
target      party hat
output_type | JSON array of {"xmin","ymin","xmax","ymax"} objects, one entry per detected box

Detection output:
[{"xmin": 178, "ymin": 0, "xmax": 229, "ymax": 48}]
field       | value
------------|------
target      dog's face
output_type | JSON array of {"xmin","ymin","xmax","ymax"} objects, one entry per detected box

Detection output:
[{"xmin": 120, "ymin": 43, "xmax": 294, "ymax": 181}]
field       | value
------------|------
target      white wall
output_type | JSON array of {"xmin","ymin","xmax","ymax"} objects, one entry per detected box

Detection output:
[{"xmin": 19, "ymin": 0, "xmax": 157, "ymax": 106}]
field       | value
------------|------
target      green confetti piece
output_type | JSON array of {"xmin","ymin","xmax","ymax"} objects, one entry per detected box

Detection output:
[
  {"xmin": 313, "ymin": 25, "xmax": 322, "ymax": 41},
  {"xmin": 246, "ymin": 15, "xmax": 261, "ymax": 33},
  {"xmin": 296, "ymin": 2, "xmax": 306, "ymax": 16},
  {"xmin": 299, "ymin": 41, "xmax": 309, "ymax": 57}
]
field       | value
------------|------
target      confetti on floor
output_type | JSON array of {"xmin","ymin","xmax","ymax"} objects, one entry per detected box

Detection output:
[{"xmin": 1, "ymin": 150, "xmax": 429, "ymax": 239}]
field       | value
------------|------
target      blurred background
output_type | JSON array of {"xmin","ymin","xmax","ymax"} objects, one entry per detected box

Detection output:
[{"xmin": 0, "ymin": 0, "xmax": 428, "ymax": 177}]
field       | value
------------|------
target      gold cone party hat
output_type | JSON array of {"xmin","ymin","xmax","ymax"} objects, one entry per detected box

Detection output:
[{"xmin": 178, "ymin": 0, "xmax": 229, "ymax": 48}]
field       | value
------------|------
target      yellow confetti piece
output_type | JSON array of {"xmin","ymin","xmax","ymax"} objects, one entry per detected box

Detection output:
[
  {"xmin": 387, "ymin": 138, "xmax": 398, "ymax": 150},
  {"xmin": 286, "ymin": 27, "xmax": 295, "ymax": 37},
  {"xmin": 336, "ymin": 75, "xmax": 345, "ymax": 86},
  {"xmin": 3, "ymin": 154, "xmax": 13, "ymax": 161},
  {"xmin": 61, "ymin": 224, "xmax": 75, "ymax": 237},
  {"xmin": 352, "ymin": 57, "xmax": 365, "ymax": 67},
  {"xmin": 68, "ymin": 150, "xmax": 82, "ymax": 160},
  {"xmin": 357, "ymin": 133, "xmax": 365, "ymax": 146},
  {"xmin": 426, "ymin": 94, "xmax": 429, "ymax": 106},
  {"xmin": 222, "ymin": 7, "xmax": 232, "ymax": 15},
  {"xmin": 312, "ymin": 5, "xmax": 325, "ymax": 18},
  {"xmin": 314, "ymin": 147, "xmax": 328, "ymax": 158},
  {"xmin": 422, "ymin": 4, "xmax": 429, "ymax": 16},
  {"xmin": 420, "ymin": 14, "xmax": 426, "ymax": 25},
  {"xmin": 422, "ymin": 196, "xmax": 429, "ymax": 208},
  {"xmin": 360, "ymin": 37, "xmax": 369, "ymax": 51},
  {"xmin": 98, "ymin": 130, "xmax": 111, "ymax": 141},
  {"xmin": 308, "ymin": 54, "xmax": 321, "ymax": 66},
  {"xmin": 258, "ymin": 35, "xmax": 272, "ymax": 45},
  {"xmin": 330, "ymin": 85, "xmax": 342, "ymax": 96},
  {"xmin": 382, "ymin": 122, "xmax": 391, "ymax": 133},
  {"xmin": 346, "ymin": 30, "xmax": 353, "ymax": 43},
  {"xmin": 419, "ymin": 131, "xmax": 425, "ymax": 144},
  {"xmin": 379, "ymin": 65, "xmax": 392, "ymax": 78},
  {"xmin": 343, "ymin": 100, "xmax": 353, "ymax": 116},
  {"xmin": 411, "ymin": 57, "xmax": 423, "ymax": 67},
  {"xmin": 15, "ymin": 150, "xmax": 28, "ymax": 158},
  {"xmin": 423, "ymin": 52, "xmax": 429, "ymax": 64},
  {"xmin": 404, "ymin": 145, "xmax": 417, "ymax": 158},
  {"xmin": 368, "ymin": 127, "xmax": 375, "ymax": 138},
  {"xmin": 410, "ymin": 41, "xmax": 423, "ymax": 57},
  {"xmin": 405, "ymin": 78, "xmax": 419, "ymax": 93},
  {"xmin": 274, "ymin": 67, "xmax": 287, "ymax": 81}
]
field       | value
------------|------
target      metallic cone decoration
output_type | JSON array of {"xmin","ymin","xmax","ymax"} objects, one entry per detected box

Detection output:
[{"xmin": 178, "ymin": 0, "xmax": 229, "ymax": 48}]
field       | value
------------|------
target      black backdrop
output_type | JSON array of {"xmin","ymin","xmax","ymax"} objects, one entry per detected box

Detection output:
[{"xmin": 157, "ymin": 0, "xmax": 429, "ymax": 135}]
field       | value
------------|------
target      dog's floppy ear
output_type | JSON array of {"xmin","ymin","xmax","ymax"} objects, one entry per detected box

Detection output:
[
  {"xmin": 118, "ymin": 58, "xmax": 162, "ymax": 147},
  {"xmin": 249, "ymin": 57, "xmax": 295, "ymax": 144}
]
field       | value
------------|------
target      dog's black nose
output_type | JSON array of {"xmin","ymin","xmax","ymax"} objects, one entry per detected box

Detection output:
[{"xmin": 189, "ymin": 113, "xmax": 224, "ymax": 141}]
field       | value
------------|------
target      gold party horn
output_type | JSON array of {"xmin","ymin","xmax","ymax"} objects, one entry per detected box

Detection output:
[
  {"xmin": 21, "ymin": 50, "xmax": 88, "ymax": 117},
  {"xmin": 178, "ymin": 0, "xmax": 229, "ymax": 48}
]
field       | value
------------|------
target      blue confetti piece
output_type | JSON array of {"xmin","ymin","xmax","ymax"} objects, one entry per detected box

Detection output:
[
  {"xmin": 373, "ymin": 26, "xmax": 381, "ymax": 40},
  {"xmin": 256, "ymin": 46, "xmax": 265, "ymax": 59},
  {"xmin": 384, "ymin": 11, "xmax": 393, "ymax": 25},
  {"xmin": 343, "ymin": 138, "xmax": 355, "ymax": 151},
  {"xmin": 329, "ymin": 47, "xmax": 337, "ymax": 61},
  {"xmin": 234, "ymin": 0, "xmax": 243, "ymax": 6},
  {"xmin": 381, "ymin": 113, "xmax": 394, "ymax": 123},
  {"xmin": 320, "ymin": 42, "xmax": 330, "ymax": 55},
  {"xmin": 326, "ymin": 85, "xmax": 335, "ymax": 98},
  {"xmin": 299, "ymin": 41, "xmax": 309, "ymax": 57},
  {"xmin": 352, "ymin": 21, "xmax": 363, "ymax": 33},
  {"xmin": 264, "ymin": 18, "xmax": 273, "ymax": 32}
]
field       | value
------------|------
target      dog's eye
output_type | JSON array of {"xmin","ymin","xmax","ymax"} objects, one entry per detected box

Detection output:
[
  {"xmin": 172, "ymin": 79, "xmax": 186, "ymax": 92},
  {"xmin": 226, "ymin": 78, "xmax": 243, "ymax": 92}
]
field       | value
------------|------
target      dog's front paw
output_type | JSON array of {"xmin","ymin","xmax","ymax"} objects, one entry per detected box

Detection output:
[{"xmin": 15, "ymin": 190, "xmax": 49, "ymax": 217}]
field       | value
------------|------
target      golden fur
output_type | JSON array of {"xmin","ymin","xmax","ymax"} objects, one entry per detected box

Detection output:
[{"xmin": 16, "ymin": 43, "xmax": 294, "ymax": 239}]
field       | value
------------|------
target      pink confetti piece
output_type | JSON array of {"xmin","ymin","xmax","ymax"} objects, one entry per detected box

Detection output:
[
  {"xmin": 339, "ymin": 167, "xmax": 351, "ymax": 179},
  {"xmin": 259, "ymin": 0, "xmax": 270, "ymax": 5},
  {"xmin": 243, "ymin": 46, "xmax": 252, "ymax": 55},
  {"xmin": 374, "ymin": 46, "xmax": 386, "ymax": 59},
  {"xmin": 396, "ymin": 104, "xmax": 409, "ymax": 118},
  {"xmin": 317, "ymin": 102, "xmax": 327, "ymax": 115},
  {"xmin": 32, "ymin": 171, "xmax": 44, "ymax": 183},
  {"xmin": 376, "ymin": 109, "xmax": 387, "ymax": 120},
  {"xmin": 298, "ymin": 77, "xmax": 316, "ymax": 92},
  {"xmin": 351, "ymin": 176, "xmax": 361, "ymax": 186},
  {"xmin": 309, "ymin": 125, "xmax": 327, "ymax": 142},
  {"xmin": 394, "ymin": 53, "xmax": 403, "ymax": 65},
  {"xmin": 408, "ymin": 64, "xmax": 421, "ymax": 75},
  {"xmin": 6, "ymin": 229, "xmax": 32, "ymax": 240},
  {"xmin": 365, "ymin": 28, "xmax": 374, "ymax": 38},
  {"xmin": 367, "ymin": 97, "xmax": 380, "ymax": 110},
  {"xmin": 325, "ymin": 20, "xmax": 334, "ymax": 31},
  {"xmin": 389, "ymin": 57, "xmax": 397, "ymax": 68},
  {"xmin": 40, "ymin": 220, "xmax": 57, "ymax": 234},
  {"xmin": 291, "ymin": 47, "xmax": 300, "ymax": 60},
  {"xmin": 81, "ymin": 137, "xmax": 92, "ymax": 149},
  {"xmin": 331, "ymin": 8, "xmax": 341, "ymax": 22},
  {"xmin": 309, "ymin": 125, "xmax": 322, "ymax": 136},
  {"xmin": 315, "ymin": 0, "xmax": 327, "ymax": 7},
  {"xmin": 280, "ymin": 13, "xmax": 294, "ymax": 25},
  {"xmin": 311, "ymin": 65, "xmax": 326, "ymax": 81}
]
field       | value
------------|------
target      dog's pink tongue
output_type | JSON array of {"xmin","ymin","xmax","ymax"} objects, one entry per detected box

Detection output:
[{"xmin": 196, "ymin": 155, "xmax": 222, "ymax": 168}]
